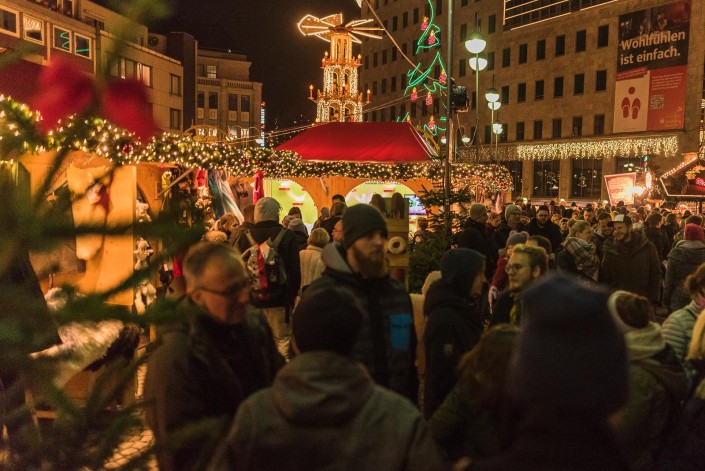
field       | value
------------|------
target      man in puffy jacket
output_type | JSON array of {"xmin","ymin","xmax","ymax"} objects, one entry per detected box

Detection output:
[
  {"xmin": 525, "ymin": 205, "xmax": 562, "ymax": 253},
  {"xmin": 209, "ymin": 284, "xmax": 446, "ymax": 471}
]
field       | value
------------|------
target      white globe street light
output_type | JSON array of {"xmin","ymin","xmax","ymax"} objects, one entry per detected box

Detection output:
[
  {"xmin": 465, "ymin": 31, "xmax": 487, "ymax": 54},
  {"xmin": 485, "ymin": 87, "xmax": 500, "ymax": 103},
  {"xmin": 487, "ymin": 101, "xmax": 501, "ymax": 111},
  {"xmin": 469, "ymin": 53, "xmax": 488, "ymax": 71}
]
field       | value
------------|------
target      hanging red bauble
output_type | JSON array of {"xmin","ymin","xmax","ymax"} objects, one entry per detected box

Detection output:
[
  {"xmin": 439, "ymin": 70, "xmax": 447, "ymax": 85},
  {"xmin": 421, "ymin": 17, "xmax": 429, "ymax": 31},
  {"xmin": 411, "ymin": 87, "xmax": 418, "ymax": 102},
  {"xmin": 428, "ymin": 30, "xmax": 437, "ymax": 45},
  {"xmin": 425, "ymin": 93, "xmax": 433, "ymax": 106}
]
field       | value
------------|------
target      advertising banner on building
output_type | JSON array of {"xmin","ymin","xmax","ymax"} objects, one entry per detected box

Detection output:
[
  {"xmin": 614, "ymin": 1, "xmax": 691, "ymax": 133},
  {"xmin": 605, "ymin": 172, "xmax": 637, "ymax": 205}
]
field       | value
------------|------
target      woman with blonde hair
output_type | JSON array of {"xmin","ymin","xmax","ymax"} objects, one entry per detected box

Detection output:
[
  {"xmin": 298, "ymin": 228, "xmax": 330, "ymax": 296},
  {"xmin": 555, "ymin": 219, "xmax": 600, "ymax": 282}
]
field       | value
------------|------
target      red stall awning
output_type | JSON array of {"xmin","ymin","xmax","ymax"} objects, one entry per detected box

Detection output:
[{"xmin": 275, "ymin": 122, "xmax": 437, "ymax": 162}]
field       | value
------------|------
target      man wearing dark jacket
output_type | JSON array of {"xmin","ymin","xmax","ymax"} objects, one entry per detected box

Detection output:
[
  {"xmin": 236, "ymin": 197, "xmax": 301, "ymax": 358},
  {"xmin": 457, "ymin": 204, "xmax": 495, "ymax": 277},
  {"xmin": 525, "ymin": 205, "xmax": 562, "ymax": 253},
  {"xmin": 424, "ymin": 249, "xmax": 486, "ymax": 418},
  {"xmin": 144, "ymin": 243, "xmax": 282, "ymax": 471},
  {"xmin": 492, "ymin": 204, "xmax": 525, "ymax": 258},
  {"xmin": 601, "ymin": 215, "xmax": 661, "ymax": 303},
  {"xmin": 309, "ymin": 203, "xmax": 417, "ymax": 399}
]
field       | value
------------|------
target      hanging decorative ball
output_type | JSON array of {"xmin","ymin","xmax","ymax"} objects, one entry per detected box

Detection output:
[
  {"xmin": 421, "ymin": 17, "xmax": 429, "ymax": 31},
  {"xmin": 428, "ymin": 29, "xmax": 437, "ymax": 45},
  {"xmin": 439, "ymin": 69, "xmax": 447, "ymax": 85},
  {"xmin": 425, "ymin": 92, "xmax": 433, "ymax": 106},
  {"xmin": 411, "ymin": 87, "xmax": 418, "ymax": 102},
  {"xmin": 428, "ymin": 116, "xmax": 436, "ymax": 131}
]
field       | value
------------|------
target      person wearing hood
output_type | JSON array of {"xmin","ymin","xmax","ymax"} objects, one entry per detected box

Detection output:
[
  {"xmin": 209, "ymin": 284, "xmax": 446, "ymax": 471},
  {"xmin": 308, "ymin": 203, "xmax": 417, "ymax": 399},
  {"xmin": 423, "ymin": 249, "xmax": 487, "ymax": 418},
  {"xmin": 663, "ymin": 224, "xmax": 705, "ymax": 311},
  {"xmin": 601, "ymin": 215, "xmax": 661, "ymax": 303},
  {"xmin": 287, "ymin": 217, "xmax": 309, "ymax": 252},
  {"xmin": 608, "ymin": 291, "xmax": 689, "ymax": 471}
]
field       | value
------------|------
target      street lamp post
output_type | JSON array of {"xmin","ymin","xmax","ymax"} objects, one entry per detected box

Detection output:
[
  {"xmin": 485, "ymin": 77, "xmax": 501, "ymax": 161},
  {"xmin": 465, "ymin": 16, "xmax": 486, "ymax": 162},
  {"xmin": 442, "ymin": 0, "xmax": 456, "ymax": 222}
]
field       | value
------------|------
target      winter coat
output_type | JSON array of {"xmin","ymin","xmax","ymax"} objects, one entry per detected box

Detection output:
[
  {"xmin": 310, "ymin": 243, "xmax": 417, "ymax": 399},
  {"xmin": 662, "ymin": 300, "xmax": 702, "ymax": 381},
  {"xmin": 298, "ymin": 245, "xmax": 324, "ymax": 292},
  {"xmin": 209, "ymin": 351, "xmax": 446, "ymax": 471},
  {"xmin": 144, "ymin": 299, "xmax": 282, "ymax": 471},
  {"xmin": 613, "ymin": 324, "xmax": 689, "ymax": 471},
  {"xmin": 656, "ymin": 377, "xmax": 705, "ymax": 470},
  {"xmin": 236, "ymin": 220, "xmax": 302, "ymax": 307},
  {"xmin": 471, "ymin": 410, "xmax": 630, "ymax": 471},
  {"xmin": 423, "ymin": 280, "xmax": 483, "ymax": 418},
  {"xmin": 601, "ymin": 232, "xmax": 661, "ymax": 302},
  {"xmin": 489, "ymin": 290, "xmax": 521, "ymax": 327},
  {"xmin": 525, "ymin": 219, "xmax": 562, "ymax": 253},
  {"xmin": 663, "ymin": 239, "xmax": 705, "ymax": 310},
  {"xmin": 319, "ymin": 215, "xmax": 341, "ymax": 239},
  {"xmin": 429, "ymin": 380, "xmax": 503, "ymax": 461},
  {"xmin": 491, "ymin": 221, "xmax": 525, "ymax": 258},
  {"xmin": 457, "ymin": 219, "xmax": 496, "ymax": 277},
  {"xmin": 645, "ymin": 226, "xmax": 670, "ymax": 261},
  {"xmin": 558, "ymin": 236, "xmax": 600, "ymax": 281}
]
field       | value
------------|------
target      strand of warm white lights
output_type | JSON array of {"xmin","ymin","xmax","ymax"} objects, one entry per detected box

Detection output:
[{"xmin": 515, "ymin": 136, "xmax": 679, "ymax": 161}]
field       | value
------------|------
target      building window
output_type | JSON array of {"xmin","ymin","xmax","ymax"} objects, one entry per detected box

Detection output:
[
  {"xmin": 459, "ymin": 58, "xmax": 466, "ymax": 77},
  {"xmin": 170, "ymin": 74, "xmax": 182, "ymax": 96},
  {"xmin": 401, "ymin": 74, "xmax": 407, "ymax": 89},
  {"xmin": 119, "ymin": 58, "xmax": 136, "ymax": 79},
  {"xmin": 576, "ymin": 30, "xmax": 587, "ymax": 52},
  {"xmin": 74, "ymin": 34, "xmax": 91, "ymax": 58},
  {"xmin": 572, "ymin": 116, "xmax": 583, "ymax": 137},
  {"xmin": 517, "ymin": 83, "xmax": 526, "ymax": 103},
  {"xmin": 501, "ymin": 85, "xmax": 509, "ymax": 105},
  {"xmin": 487, "ymin": 51, "xmax": 495, "ymax": 70},
  {"xmin": 502, "ymin": 47, "xmax": 511, "ymax": 68},
  {"xmin": 574, "ymin": 73, "xmax": 585, "ymax": 95},
  {"xmin": 381, "ymin": 78, "xmax": 387, "ymax": 94},
  {"xmin": 391, "ymin": 48, "xmax": 397, "ymax": 61},
  {"xmin": 536, "ymin": 39, "xmax": 546, "ymax": 60},
  {"xmin": 402, "ymin": 43, "xmax": 407, "ymax": 55},
  {"xmin": 572, "ymin": 158, "xmax": 602, "ymax": 199},
  {"xmin": 519, "ymin": 44, "xmax": 527, "ymax": 64},
  {"xmin": 197, "ymin": 92, "xmax": 204, "ymax": 108},
  {"xmin": 241, "ymin": 95, "xmax": 250, "ymax": 113},
  {"xmin": 436, "ymin": 0, "xmax": 443, "ymax": 15},
  {"xmin": 382, "ymin": 50, "xmax": 387, "ymax": 64},
  {"xmin": 460, "ymin": 23, "xmax": 467, "ymax": 41},
  {"xmin": 502, "ymin": 160, "xmax": 523, "ymax": 196},
  {"xmin": 23, "ymin": 16, "xmax": 43, "ymax": 43},
  {"xmin": 597, "ymin": 24, "xmax": 609, "ymax": 48},
  {"xmin": 391, "ymin": 76, "xmax": 397, "ymax": 92},
  {"xmin": 390, "ymin": 106, "xmax": 396, "ymax": 120},
  {"xmin": 372, "ymin": 81, "xmax": 378, "ymax": 95},
  {"xmin": 484, "ymin": 125, "xmax": 491, "ymax": 145},
  {"xmin": 552, "ymin": 118, "xmax": 562, "ymax": 139},
  {"xmin": 535, "ymin": 80, "xmax": 544, "ymax": 100},
  {"xmin": 206, "ymin": 65, "xmax": 217, "ymax": 78},
  {"xmin": 461, "ymin": 0, "xmax": 468, "ymax": 6},
  {"xmin": 500, "ymin": 124, "xmax": 508, "ymax": 142},
  {"xmin": 516, "ymin": 122, "xmax": 525, "ymax": 141},
  {"xmin": 53, "ymin": 26, "xmax": 71, "ymax": 52},
  {"xmin": 373, "ymin": 52, "xmax": 378, "ymax": 67},
  {"xmin": 410, "ymin": 103, "xmax": 417, "ymax": 118},
  {"xmin": 471, "ymin": 91, "xmax": 476, "ymax": 110},
  {"xmin": 533, "ymin": 120, "xmax": 543, "ymax": 140},
  {"xmin": 403, "ymin": 12, "xmax": 408, "ymax": 28},
  {"xmin": 170, "ymin": 108, "xmax": 181, "ymax": 130},
  {"xmin": 392, "ymin": 16, "xmax": 398, "ymax": 31},
  {"xmin": 364, "ymin": 55, "xmax": 369, "ymax": 69},
  {"xmin": 400, "ymin": 103, "xmax": 406, "ymax": 118},
  {"xmin": 137, "ymin": 63, "xmax": 152, "ymax": 87},
  {"xmin": 555, "ymin": 35, "xmax": 565, "ymax": 56},
  {"xmin": 488, "ymin": 14, "xmax": 496, "ymax": 34},
  {"xmin": 208, "ymin": 92, "xmax": 218, "ymax": 109},
  {"xmin": 228, "ymin": 93, "xmax": 238, "ymax": 111},
  {"xmin": 380, "ymin": 108, "xmax": 386, "ymax": 121},
  {"xmin": 533, "ymin": 159, "xmax": 560, "ymax": 197},
  {"xmin": 594, "ymin": 114, "xmax": 605, "ymax": 135},
  {"xmin": 413, "ymin": 7, "xmax": 419, "ymax": 24},
  {"xmin": 596, "ymin": 70, "xmax": 607, "ymax": 92},
  {"xmin": 372, "ymin": 110, "xmax": 377, "ymax": 121},
  {"xmin": 554, "ymin": 76, "xmax": 564, "ymax": 98},
  {"xmin": 0, "ymin": 7, "xmax": 18, "ymax": 36}
]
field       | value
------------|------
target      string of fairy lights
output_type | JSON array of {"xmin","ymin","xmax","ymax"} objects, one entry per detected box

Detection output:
[
  {"xmin": 0, "ymin": 95, "xmax": 514, "ymax": 192},
  {"xmin": 515, "ymin": 136, "xmax": 680, "ymax": 161}
]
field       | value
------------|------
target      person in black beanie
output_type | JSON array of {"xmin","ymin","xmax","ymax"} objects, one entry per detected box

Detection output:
[
  {"xmin": 472, "ymin": 274, "xmax": 631, "ymax": 471},
  {"xmin": 307, "ymin": 203, "xmax": 417, "ymax": 400},
  {"xmin": 210, "ymin": 284, "xmax": 446, "ymax": 471},
  {"xmin": 424, "ymin": 248, "xmax": 487, "ymax": 418}
]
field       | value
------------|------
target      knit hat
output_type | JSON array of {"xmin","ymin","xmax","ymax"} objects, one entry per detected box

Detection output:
[
  {"xmin": 506, "ymin": 230, "xmax": 529, "ymax": 248},
  {"xmin": 607, "ymin": 290, "xmax": 652, "ymax": 334},
  {"xmin": 511, "ymin": 273, "xmax": 628, "ymax": 416},
  {"xmin": 470, "ymin": 203, "xmax": 487, "ymax": 220},
  {"xmin": 293, "ymin": 284, "xmax": 364, "ymax": 355},
  {"xmin": 505, "ymin": 204, "xmax": 522, "ymax": 220},
  {"xmin": 254, "ymin": 197, "xmax": 281, "ymax": 223},
  {"xmin": 440, "ymin": 249, "xmax": 485, "ymax": 294},
  {"xmin": 685, "ymin": 223, "xmax": 705, "ymax": 242},
  {"xmin": 342, "ymin": 204, "xmax": 388, "ymax": 249}
]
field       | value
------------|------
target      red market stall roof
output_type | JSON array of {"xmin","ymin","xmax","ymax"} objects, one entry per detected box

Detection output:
[
  {"xmin": 0, "ymin": 59, "xmax": 42, "ymax": 105},
  {"xmin": 275, "ymin": 122, "xmax": 437, "ymax": 162}
]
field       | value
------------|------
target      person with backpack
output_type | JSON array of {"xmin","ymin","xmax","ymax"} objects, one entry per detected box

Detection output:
[
  {"xmin": 236, "ymin": 197, "xmax": 301, "ymax": 360},
  {"xmin": 607, "ymin": 291, "xmax": 689, "ymax": 470}
]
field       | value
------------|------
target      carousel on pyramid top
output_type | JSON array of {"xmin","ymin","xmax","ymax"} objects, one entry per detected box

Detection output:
[{"xmin": 299, "ymin": 13, "xmax": 383, "ymax": 123}]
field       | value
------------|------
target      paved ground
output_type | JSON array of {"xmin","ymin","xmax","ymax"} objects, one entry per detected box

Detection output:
[{"xmin": 104, "ymin": 424, "xmax": 157, "ymax": 470}]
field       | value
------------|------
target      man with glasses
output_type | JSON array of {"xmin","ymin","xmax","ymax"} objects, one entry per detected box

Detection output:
[
  {"xmin": 490, "ymin": 244, "xmax": 548, "ymax": 327},
  {"xmin": 493, "ymin": 204, "xmax": 526, "ymax": 259},
  {"xmin": 145, "ymin": 242, "xmax": 282, "ymax": 471}
]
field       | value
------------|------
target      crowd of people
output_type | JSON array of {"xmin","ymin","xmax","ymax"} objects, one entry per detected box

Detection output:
[{"xmin": 143, "ymin": 194, "xmax": 705, "ymax": 470}]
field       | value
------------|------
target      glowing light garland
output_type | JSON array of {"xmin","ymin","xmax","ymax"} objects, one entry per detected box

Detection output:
[
  {"xmin": 0, "ymin": 96, "xmax": 514, "ymax": 192},
  {"xmin": 515, "ymin": 136, "xmax": 680, "ymax": 161}
]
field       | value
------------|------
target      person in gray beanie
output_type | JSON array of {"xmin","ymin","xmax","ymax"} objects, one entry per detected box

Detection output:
[
  {"xmin": 308, "ymin": 203, "xmax": 417, "ymax": 400},
  {"xmin": 472, "ymin": 273, "xmax": 631, "ymax": 471},
  {"xmin": 492, "ymin": 204, "xmax": 526, "ymax": 259},
  {"xmin": 209, "ymin": 284, "xmax": 446, "ymax": 471},
  {"xmin": 423, "ymin": 248, "xmax": 487, "ymax": 418}
]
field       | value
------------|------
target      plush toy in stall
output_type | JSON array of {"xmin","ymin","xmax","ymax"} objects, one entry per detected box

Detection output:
[
  {"xmin": 134, "ymin": 279, "xmax": 157, "ymax": 314},
  {"xmin": 135, "ymin": 201, "xmax": 151, "ymax": 223},
  {"xmin": 134, "ymin": 238, "xmax": 154, "ymax": 270}
]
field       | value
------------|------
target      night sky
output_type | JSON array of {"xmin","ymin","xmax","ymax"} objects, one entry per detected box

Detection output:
[{"xmin": 154, "ymin": 0, "xmax": 362, "ymax": 130}]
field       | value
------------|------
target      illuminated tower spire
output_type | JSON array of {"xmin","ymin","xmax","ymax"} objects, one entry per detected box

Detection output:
[{"xmin": 298, "ymin": 13, "xmax": 382, "ymax": 122}]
